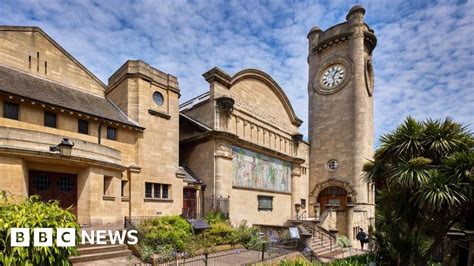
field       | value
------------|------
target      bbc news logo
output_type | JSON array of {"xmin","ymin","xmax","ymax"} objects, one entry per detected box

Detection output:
[{"xmin": 10, "ymin": 228, "xmax": 138, "ymax": 247}]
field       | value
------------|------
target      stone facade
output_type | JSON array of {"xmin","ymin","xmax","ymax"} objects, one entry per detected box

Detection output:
[
  {"xmin": 0, "ymin": 26, "xmax": 186, "ymax": 228},
  {"xmin": 0, "ymin": 5, "xmax": 376, "ymax": 234},
  {"xmin": 180, "ymin": 68, "xmax": 309, "ymax": 226},
  {"xmin": 307, "ymin": 6, "xmax": 376, "ymax": 238}
]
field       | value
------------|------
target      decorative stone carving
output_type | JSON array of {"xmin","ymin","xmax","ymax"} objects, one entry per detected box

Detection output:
[
  {"xmin": 214, "ymin": 140, "xmax": 233, "ymax": 159},
  {"xmin": 291, "ymin": 164, "xmax": 301, "ymax": 176}
]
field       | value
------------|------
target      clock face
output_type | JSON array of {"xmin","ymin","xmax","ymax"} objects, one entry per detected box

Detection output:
[{"xmin": 321, "ymin": 65, "xmax": 345, "ymax": 89}]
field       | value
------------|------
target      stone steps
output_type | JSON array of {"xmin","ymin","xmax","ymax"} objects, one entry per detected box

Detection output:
[
  {"xmin": 77, "ymin": 244, "xmax": 129, "ymax": 255},
  {"xmin": 69, "ymin": 249, "xmax": 132, "ymax": 264},
  {"xmin": 69, "ymin": 229, "xmax": 132, "ymax": 264}
]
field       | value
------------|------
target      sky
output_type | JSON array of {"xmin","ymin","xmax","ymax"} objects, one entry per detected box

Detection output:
[{"xmin": 0, "ymin": 0, "xmax": 472, "ymax": 142}]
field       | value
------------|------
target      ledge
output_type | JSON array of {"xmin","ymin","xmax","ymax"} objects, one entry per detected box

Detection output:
[
  {"xmin": 144, "ymin": 198, "xmax": 174, "ymax": 203},
  {"xmin": 102, "ymin": 195, "xmax": 116, "ymax": 201},
  {"xmin": 233, "ymin": 186, "xmax": 292, "ymax": 195},
  {"xmin": 121, "ymin": 197, "xmax": 130, "ymax": 202},
  {"xmin": 148, "ymin": 109, "xmax": 171, "ymax": 119}
]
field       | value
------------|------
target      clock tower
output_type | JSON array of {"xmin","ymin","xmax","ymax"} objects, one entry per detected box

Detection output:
[{"xmin": 307, "ymin": 6, "xmax": 377, "ymax": 238}]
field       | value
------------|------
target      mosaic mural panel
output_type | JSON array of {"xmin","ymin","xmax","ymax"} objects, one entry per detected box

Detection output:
[{"xmin": 232, "ymin": 147, "xmax": 291, "ymax": 193}]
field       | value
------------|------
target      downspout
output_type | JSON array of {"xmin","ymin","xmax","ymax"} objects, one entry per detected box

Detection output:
[{"xmin": 98, "ymin": 121, "xmax": 103, "ymax": 144}]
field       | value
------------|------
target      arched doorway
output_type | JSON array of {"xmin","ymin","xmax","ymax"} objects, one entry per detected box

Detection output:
[{"xmin": 317, "ymin": 186, "xmax": 348, "ymax": 213}]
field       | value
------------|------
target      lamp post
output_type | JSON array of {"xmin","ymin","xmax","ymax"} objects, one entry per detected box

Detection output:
[
  {"xmin": 295, "ymin": 203, "xmax": 301, "ymax": 220},
  {"xmin": 50, "ymin": 138, "xmax": 74, "ymax": 156}
]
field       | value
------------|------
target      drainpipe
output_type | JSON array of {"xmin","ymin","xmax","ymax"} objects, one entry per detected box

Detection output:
[{"xmin": 98, "ymin": 121, "xmax": 103, "ymax": 144}]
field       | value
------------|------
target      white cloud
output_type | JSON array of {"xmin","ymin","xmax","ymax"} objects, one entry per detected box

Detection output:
[{"xmin": 0, "ymin": 0, "xmax": 472, "ymax": 143}]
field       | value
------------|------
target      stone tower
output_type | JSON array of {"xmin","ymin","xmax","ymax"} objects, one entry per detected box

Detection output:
[{"xmin": 307, "ymin": 6, "xmax": 377, "ymax": 238}]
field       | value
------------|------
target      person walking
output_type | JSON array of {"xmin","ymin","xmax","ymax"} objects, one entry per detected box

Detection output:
[{"xmin": 356, "ymin": 228, "xmax": 367, "ymax": 250}]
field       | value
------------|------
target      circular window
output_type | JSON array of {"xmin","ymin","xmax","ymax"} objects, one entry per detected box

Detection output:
[
  {"xmin": 327, "ymin": 160, "xmax": 339, "ymax": 171},
  {"xmin": 152, "ymin": 91, "xmax": 164, "ymax": 106}
]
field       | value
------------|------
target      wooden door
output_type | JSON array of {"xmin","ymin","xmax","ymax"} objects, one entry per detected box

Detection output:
[
  {"xmin": 29, "ymin": 170, "xmax": 77, "ymax": 214},
  {"xmin": 183, "ymin": 188, "xmax": 196, "ymax": 219}
]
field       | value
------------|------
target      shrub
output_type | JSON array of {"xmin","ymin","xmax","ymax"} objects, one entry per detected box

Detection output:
[
  {"xmin": 139, "ymin": 215, "xmax": 192, "ymax": 251},
  {"xmin": 203, "ymin": 221, "xmax": 234, "ymax": 246},
  {"xmin": 337, "ymin": 235, "xmax": 352, "ymax": 248},
  {"xmin": 233, "ymin": 221, "xmax": 264, "ymax": 250},
  {"xmin": 139, "ymin": 243, "xmax": 174, "ymax": 263},
  {"xmin": 204, "ymin": 211, "xmax": 227, "ymax": 225},
  {"xmin": 0, "ymin": 191, "xmax": 80, "ymax": 266}
]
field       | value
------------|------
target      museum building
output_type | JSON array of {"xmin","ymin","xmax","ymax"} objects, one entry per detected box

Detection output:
[{"xmin": 0, "ymin": 5, "xmax": 376, "ymax": 241}]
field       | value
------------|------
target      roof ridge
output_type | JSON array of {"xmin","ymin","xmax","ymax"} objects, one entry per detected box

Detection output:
[{"xmin": 0, "ymin": 63, "xmax": 105, "ymax": 99}]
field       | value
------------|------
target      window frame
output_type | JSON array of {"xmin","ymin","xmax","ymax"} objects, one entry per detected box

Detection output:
[
  {"xmin": 257, "ymin": 195, "xmax": 273, "ymax": 211},
  {"xmin": 3, "ymin": 101, "xmax": 19, "ymax": 120},
  {"xmin": 44, "ymin": 111, "xmax": 57, "ymax": 128},
  {"xmin": 107, "ymin": 126, "xmax": 117, "ymax": 140},
  {"xmin": 78, "ymin": 119, "xmax": 89, "ymax": 135},
  {"xmin": 145, "ymin": 182, "xmax": 171, "ymax": 200}
]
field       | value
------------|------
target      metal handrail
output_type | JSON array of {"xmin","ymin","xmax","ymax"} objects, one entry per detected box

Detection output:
[
  {"xmin": 309, "ymin": 224, "xmax": 336, "ymax": 251},
  {"xmin": 297, "ymin": 210, "xmax": 307, "ymax": 220}
]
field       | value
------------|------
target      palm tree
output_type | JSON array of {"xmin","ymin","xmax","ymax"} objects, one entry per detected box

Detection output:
[{"xmin": 363, "ymin": 117, "xmax": 473, "ymax": 265}]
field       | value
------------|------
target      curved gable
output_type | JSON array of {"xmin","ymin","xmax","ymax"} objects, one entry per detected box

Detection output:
[{"xmin": 230, "ymin": 69, "xmax": 302, "ymax": 127}]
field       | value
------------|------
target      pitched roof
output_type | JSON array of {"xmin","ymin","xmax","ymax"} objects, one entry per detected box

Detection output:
[
  {"xmin": 0, "ymin": 64, "xmax": 141, "ymax": 128},
  {"xmin": 177, "ymin": 166, "xmax": 202, "ymax": 184}
]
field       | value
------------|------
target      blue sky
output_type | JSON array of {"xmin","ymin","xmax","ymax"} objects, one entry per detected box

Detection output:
[{"xmin": 0, "ymin": 0, "xmax": 472, "ymax": 142}]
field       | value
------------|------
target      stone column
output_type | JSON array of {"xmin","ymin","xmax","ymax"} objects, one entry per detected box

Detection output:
[
  {"xmin": 128, "ymin": 165, "xmax": 141, "ymax": 218},
  {"xmin": 214, "ymin": 140, "xmax": 233, "ymax": 198},
  {"xmin": 291, "ymin": 164, "xmax": 301, "ymax": 219}
]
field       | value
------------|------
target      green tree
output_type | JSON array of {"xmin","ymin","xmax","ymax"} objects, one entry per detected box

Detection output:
[
  {"xmin": 0, "ymin": 191, "xmax": 80, "ymax": 266},
  {"xmin": 363, "ymin": 117, "xmax": 473, "ymax": 265}
]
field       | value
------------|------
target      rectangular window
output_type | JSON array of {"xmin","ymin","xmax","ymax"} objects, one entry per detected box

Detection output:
[
  {"xmin": 107, "ymin": 126, "xmax": 116, "ymax": 140},
  {"xmin": 162, "ymin": 184, "xmax": 169, "ymax": 199},
  {"xmin": 301, "ymin": 199, "xmax": 306, "ymax": 209},
  {"xmin": 145, "ymin": 183, "xmax": 152, "ymax": 198},
  {"xmin": 257, "ymin": 195, "xmax": 273, "ymax": 211},
  {"xmin": 3, "ymin": 101, "xmax": 19, "ymax": 120},
  {"xmin": 103, "ymin": 176, "xmax": 113, "ymax": 196},
  {"xmin": 145, "ymin": 182, "xmax": 170, "ymax": 199},
  {"xmin": 153, "ymin": 183, "xmax": 161, "ymax": 198},
  {"xmin": 78, "ymin": 119, "xmax": 89, "ymax": 134},
  {"xmin": 44, "ymin": 111, "xmax": 57, "ymax": 128}
]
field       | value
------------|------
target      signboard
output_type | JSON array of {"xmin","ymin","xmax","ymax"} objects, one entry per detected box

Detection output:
[{"xmin": 289, "ymin": 227, "xmax": 300, "ymax": 239}]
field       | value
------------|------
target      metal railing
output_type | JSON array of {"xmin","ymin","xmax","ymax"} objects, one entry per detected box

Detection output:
[
  {"xmin": 154, "ymin": 240, "xmax": 298, "ymax": 266},
  {"xmin": 309, "ymin": 223, "xmax": 336, "ymax": 252},
  {"xmin": 297, "ymin": 210, "xmax": 307, "ymax": 220},
  {"xmin": 202, "ymin": 196, "xmax": 229, "ymax": 218}
]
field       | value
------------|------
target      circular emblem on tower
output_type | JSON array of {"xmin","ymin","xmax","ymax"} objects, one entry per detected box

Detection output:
[{"xmin": 313, "ymin": 57, "xmax": 352, "ymax": 95}]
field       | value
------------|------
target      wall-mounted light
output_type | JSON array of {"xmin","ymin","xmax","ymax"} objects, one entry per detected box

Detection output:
[{"xmin": 50, "ymin": 138, "xmax": 74, "ymax": 156}]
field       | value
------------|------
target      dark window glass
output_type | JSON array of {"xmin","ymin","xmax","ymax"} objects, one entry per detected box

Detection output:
[
  {"xmin": 57, "ymin": 176, "xmax": 74, "ymax": 192},
  {"xmin": 153, "ymin": 184, "xmax": 161, "ymax": 198},
  {"xmin": 4, "ymin": 102, "xmax": 18, "ymax": 120},
  {"xmin": 32, "ymin": 175, "xmax": 51, "ymax": 191},
  {"xmin": 78, "ymin": 119, "xmax": 89, "ymax": 134},
  {"xmin": 301, "ymin": 199, "xmax": 306, "ymax": 209},
  {"xmin": 162, "ymin": 185, "xmax": 169, "ymax": 199},
  {"xmin": 44, "ymin": 111, "xmax": 57, "ymax": 128},
  {"xmin": 107, "ymin": 126, "xmax": 116, "ymax": 140},
  {"xmin": 258, "ymin": 195, "xmax": 273, "ymax": 211},
  {"xmin": 145, "ymin": 183, "xmax": 152, "ymax": 198}
]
